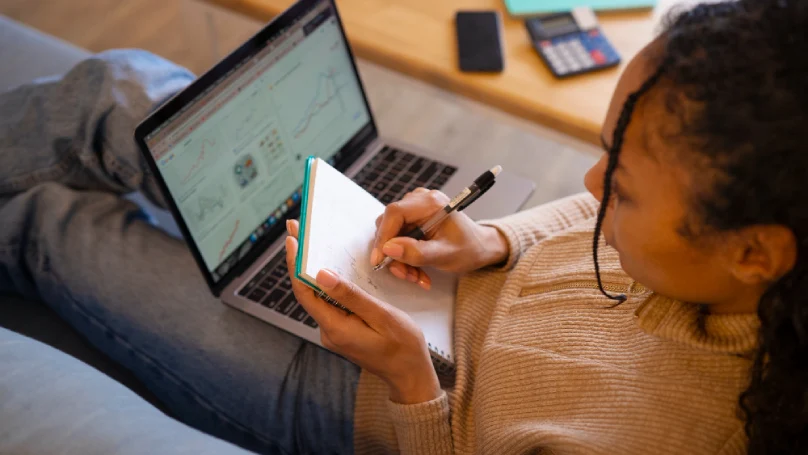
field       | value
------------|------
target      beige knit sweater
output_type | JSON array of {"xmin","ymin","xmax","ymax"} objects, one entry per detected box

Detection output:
[{"xmin": 352, "ymin": 193, "xmax": 758, "ymax": 454}]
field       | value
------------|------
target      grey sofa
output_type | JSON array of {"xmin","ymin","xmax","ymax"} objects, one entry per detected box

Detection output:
[{"xmin": 0, "ymin": 16, "xmax": 182, "ymax": 411}]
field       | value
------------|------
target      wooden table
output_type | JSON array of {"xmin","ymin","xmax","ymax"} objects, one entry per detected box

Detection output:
[{"xmin": 200, "ymin": 0, "xmax": 687, "ymax": 145}]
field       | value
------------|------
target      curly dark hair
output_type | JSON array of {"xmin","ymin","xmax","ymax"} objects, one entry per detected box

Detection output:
[{"xmin": 591, "ymin": 0, "xmax": 808, "ymax": 452}]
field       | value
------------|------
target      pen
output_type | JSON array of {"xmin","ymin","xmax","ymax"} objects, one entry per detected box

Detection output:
[{"xmin": 373, "ymin": 165, "xmax": 502, "ymax": 272}]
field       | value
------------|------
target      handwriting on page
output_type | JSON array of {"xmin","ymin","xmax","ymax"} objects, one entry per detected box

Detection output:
[
  {"xmin": 304, "ymin": 159, "xmax": 386, "ymax": 299},
  {"xmin": 301, "ymin": 159, "xmax": 456, "ymax": 360},
  {"xmin": 304, "ymin": 159, "xmax": 451, "ymax": 310},
  {"xmin": 321, "ymin": 244, "xmax": 380, "ymax": 293}
]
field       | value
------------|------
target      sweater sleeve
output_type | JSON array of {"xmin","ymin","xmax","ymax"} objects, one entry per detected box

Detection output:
[
  {"xmin": 387, "ymin": 391, "xmax": 453, "ymax": 455},
  {"xmin": 478, "ymin": 192, "xmax": 599, "ymax": 270},
  {"xmin": 716, "ymin": 428, "xmax": 748, "ymax": 455}
]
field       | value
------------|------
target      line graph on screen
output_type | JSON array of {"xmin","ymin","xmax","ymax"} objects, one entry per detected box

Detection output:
[
  {"xmin": 218, "ymin": 219, "xmax": 241, "ymax": 262},
  {"xmin": 290, "ymin": 67, "xmax": 346, "ymax": 139},
  {"xmin": 171, "ymin": 137, "xmax": 218, "ymax": 187},
  {"xmin": 273, "ymin": 63, "xmax": 350, "ymax": 147},
  {"xmin": 188, "ymin": 182, "xmax": 230, "ymax": 232}
]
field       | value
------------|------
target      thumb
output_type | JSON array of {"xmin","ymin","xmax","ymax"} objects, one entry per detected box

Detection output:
[
  {"xmin": 382, "ymin": 237, "xmax": 452, "ymax": 267},
  {"xmin": 315, "ymin": 269, "xmax": 388, "ymax": 327}
]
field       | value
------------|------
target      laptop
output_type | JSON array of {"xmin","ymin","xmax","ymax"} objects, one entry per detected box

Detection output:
[{"xmin": 134, "ymin": 0, "xmax": 535, "ymax": 346}]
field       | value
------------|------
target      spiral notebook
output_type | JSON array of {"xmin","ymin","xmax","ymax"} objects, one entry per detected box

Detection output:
[{"xmin": 295, "ymin": 157, "xmax": 457, "ymax": 375}]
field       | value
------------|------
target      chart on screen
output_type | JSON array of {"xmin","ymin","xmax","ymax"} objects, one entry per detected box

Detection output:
[
  {"xmin": 183, "ymin": 182, "xmax": 232, "ymax": 234},
  {"xmin": 169, "ymin": 133, "xmax": 221, "ymax": 189},
  {"xmin": 270, "ymin": 21, "xmax": 367, "ymax": 154}
]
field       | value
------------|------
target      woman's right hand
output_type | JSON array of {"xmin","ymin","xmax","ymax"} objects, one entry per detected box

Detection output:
[{"xmin": 371, "ymin": 188, "xmax": 509, "ymax": 289}]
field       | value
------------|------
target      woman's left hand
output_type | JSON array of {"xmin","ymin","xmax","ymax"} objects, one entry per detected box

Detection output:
[{"xmin": 285, "ymin": 220, "xmax": 441, "ymax": 405}]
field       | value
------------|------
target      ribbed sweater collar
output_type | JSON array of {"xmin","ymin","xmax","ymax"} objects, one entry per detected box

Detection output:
[{"xmin": 634, "ymin": 292, "xmax": 760, "ymax": 355}]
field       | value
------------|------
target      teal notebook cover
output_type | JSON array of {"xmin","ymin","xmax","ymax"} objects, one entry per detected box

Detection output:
[
  {"xmin": 504, "ymin": 0, "xmax": 656, "ymax": 15},
  {"xmin": 294, "ymin": 155, "xmax": 319, "ymax": 293}
]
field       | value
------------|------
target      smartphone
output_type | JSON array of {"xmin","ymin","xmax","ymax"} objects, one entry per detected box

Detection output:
[{"xmin": 455, "ymin": 11, "xmax": 505, "ymax": 73}]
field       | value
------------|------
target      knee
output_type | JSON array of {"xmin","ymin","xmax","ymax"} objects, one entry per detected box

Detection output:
[{"xmin": 77, "ymin": 49, "xmax": 195, "ymax": 111}]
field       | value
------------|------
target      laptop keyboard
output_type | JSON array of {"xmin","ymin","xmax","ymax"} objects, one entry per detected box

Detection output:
[
  {"xmin": 353, "ymin": 145, "xmax": 457, "ymax": 203},
  {"xmin": 237, "ymin": 146, "xmax": 457, "ymax": 326}
]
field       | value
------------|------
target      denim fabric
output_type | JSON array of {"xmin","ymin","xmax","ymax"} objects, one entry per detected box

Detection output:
[{"xmin": 0, "ymin": 50, "xmax": 359, "ymax": 455}]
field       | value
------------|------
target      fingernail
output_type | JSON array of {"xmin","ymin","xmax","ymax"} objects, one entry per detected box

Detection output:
[
  {"xmin": 316, "ymin": 269, "xmax": 339, "ymax": 290},
  {"xmin": 285, "ymin": 236, "xmax": 294, "ymax": 249},
  {"xmin": 286, "ymin": 220, "xmax": 292, "ymax": 235},
  {"xmin": 370, "ymin": 248, "xmax": 381, "ymax": 265},
  {"xmin": 391, "ymin": 266, "xmax": 407, "ymax": 280},
  {"xmin": 407, "ymin": 268, "xmax": 419, "ymax": 283},
  {"xmin": 382, "ymin": 242, "xmax": 404, "ymax": 259},
  {"xmin": 419, "ymin": 278, "xmax": 431, "ymax": 290}
]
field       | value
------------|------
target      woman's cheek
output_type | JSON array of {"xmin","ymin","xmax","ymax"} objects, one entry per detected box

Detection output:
[{"xmin": 604, "ymin": 206, "xmax": 623, "ymax": 249}]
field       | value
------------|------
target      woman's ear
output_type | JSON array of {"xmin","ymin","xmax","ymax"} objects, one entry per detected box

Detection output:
[{"xmin": 727, "ymin": 225, "xmax": 797, "ymax": 285}]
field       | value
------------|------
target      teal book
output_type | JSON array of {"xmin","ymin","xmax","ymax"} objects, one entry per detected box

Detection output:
[{"xmin": 503, "ymin": 0, "xmax": 656, "ymax": 16}]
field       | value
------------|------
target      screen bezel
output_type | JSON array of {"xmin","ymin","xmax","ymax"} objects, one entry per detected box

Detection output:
[{"xmin": 134, "ymin": 0, "xmax": 378, "ymax": 297}]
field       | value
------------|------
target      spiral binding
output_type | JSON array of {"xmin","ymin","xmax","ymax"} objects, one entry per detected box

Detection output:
[
  {"xmin": 428, "ymin": 341, "xmax": 456, "ymax": 377},
  {"xmin": 316, "ymin": 290, "xmax": 353, "ymax": 314}
]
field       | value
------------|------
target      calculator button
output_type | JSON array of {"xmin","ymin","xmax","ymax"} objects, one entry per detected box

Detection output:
[
  {"xmin": 559, "ymin": 53, "xmax": 575, "ymax": 63},
  {"xmin": 552, "ymin": 63, "xmax": 568, "ymax": 75},
  {"xmin": 572, "ymin": 42, "xmax": 589, "ymax": 56},
  {"xmin": 540, "ymin": 40, "xmax": 552, "ymax": 48},
  {"xmin": 573, "ymin": 48, "xmax": 594, "ymax": 67},
  {"xmin": 591, "ymin": 49, "xmax": 607, "ymax": 65},
  {"xmin": 558, "ymin": 49, "xmax": 579, "ymax": 69},
  {"xmin": 567, "ymin": 61, "xmax": 582, "ymax": 72},
  {"xmin": 559, "ymin": 43, "xmax": 574, "ymax": 55},
  {"xmin": 556, "ymin": 61, "xmax": 573, "ymax": 73},
  {"xmin": 543, "ymin": 49, "xmax": 561, "ymax": 61},
  {"xmin": 553, "ymin": 62, "xmax": 569, "ymax": 75},
  {"xmin": 560, "ymin": 51, "xmax": 575, "ymax": 64},
  {"xmin": 545, "ymin": 51, "xmax": 563, "ymax": 64}
]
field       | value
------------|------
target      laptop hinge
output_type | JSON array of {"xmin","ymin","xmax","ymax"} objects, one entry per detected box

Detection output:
[
  {"xmin": 343, "ymin": 137, "xmax": 382, "ymax": 178},
  {"xmin": 365, "ymin": 137, "xmax": 384, "ymax": 155}
]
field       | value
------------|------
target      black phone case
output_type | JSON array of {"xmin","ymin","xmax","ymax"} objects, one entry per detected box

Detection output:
[{"xmin": 455, "ymin": 11, "xmax": 505, "ymax": 73}]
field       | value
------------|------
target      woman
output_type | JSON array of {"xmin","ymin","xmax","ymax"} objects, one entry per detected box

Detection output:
[
  {"xmin": 0, "ymin": 0, "xmax": 804, "ymax": 454},
  {"xmin": 284, "ymin": 0, "xmax": 807, "ymax": 453}
]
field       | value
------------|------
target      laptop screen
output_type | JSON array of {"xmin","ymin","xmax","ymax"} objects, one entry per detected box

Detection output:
[{"xmin": 143, "ymin": 0, "xmax": 371, "ymax": 282}]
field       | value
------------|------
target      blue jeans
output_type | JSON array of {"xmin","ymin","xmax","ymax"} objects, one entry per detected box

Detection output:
[{"xmin": 0, "ymin": 50, "xmax": 360, "ymax": 455}]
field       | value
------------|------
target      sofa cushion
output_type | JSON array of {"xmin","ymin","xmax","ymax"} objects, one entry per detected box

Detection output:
[{"xmin": 0, "ymin": 16, "xmax": 91, "ymax": 92}]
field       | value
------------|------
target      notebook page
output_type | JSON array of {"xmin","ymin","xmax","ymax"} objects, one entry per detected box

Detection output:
[{"xmin": 301, "ymin": 158, "xmax": 456, "ymax": 358}]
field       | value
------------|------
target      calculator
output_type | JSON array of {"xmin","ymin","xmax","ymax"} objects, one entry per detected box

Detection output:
[{"xmin": 525, "ymin": 7, "xmax": 620, "ymax": 78}]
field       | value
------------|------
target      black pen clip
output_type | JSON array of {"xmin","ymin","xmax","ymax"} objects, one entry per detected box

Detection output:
[{"xmin": 457, "ymin": 179, "xmax": 496, "ymax": 212}]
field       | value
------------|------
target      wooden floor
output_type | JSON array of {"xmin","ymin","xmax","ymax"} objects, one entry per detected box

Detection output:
[{"xmin": 0, "ymin": 0, "xmax": 599, "ymax": 208}]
